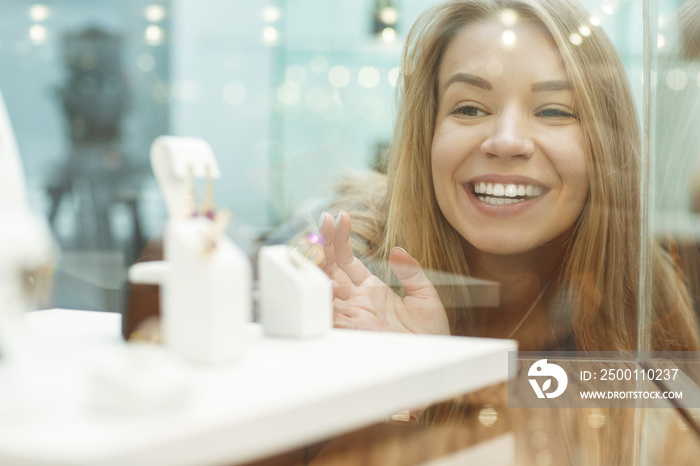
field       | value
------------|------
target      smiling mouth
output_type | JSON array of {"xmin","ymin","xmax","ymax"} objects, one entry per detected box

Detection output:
[{"xmin": 471, "ymin": 182, "xmax": 544, "ymax": 206}]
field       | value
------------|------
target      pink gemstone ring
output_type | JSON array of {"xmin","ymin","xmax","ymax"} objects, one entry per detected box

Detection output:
[
  {"xmin": 307, "ymin": 231, "xmax": 326, "ymax": 247},
  {"xmin": 289, "ymin": 230, "xmax": 326, "ymax": 267}
]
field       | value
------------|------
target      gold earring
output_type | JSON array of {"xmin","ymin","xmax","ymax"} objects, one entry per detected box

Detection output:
[
  {"xmin": 202, "ymin": 165, "xmax": 216, "ymax": 220},
  {"xmin": 185, "ymin": 164, "xmax": 198, "ymax": 217}
]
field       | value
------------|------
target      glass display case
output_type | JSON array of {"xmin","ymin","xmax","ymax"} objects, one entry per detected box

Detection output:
[{"xmin": 2, "ymin": 0, "xmax": 700, "ymax": 463}]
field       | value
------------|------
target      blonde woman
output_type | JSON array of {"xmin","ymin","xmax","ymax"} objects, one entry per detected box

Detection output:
[{"xmin": 315, "ymin": 0, "xmax": 699, "ymax": 352}]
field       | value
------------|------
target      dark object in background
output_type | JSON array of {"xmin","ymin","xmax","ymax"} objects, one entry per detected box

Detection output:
[
  {"xmin": 58, "ymin": 27, "xmax": 129, "ymax": 146},
  {"xmin": 48, "ymin": 26, "xmax": 146, "ymax": 261},
  {"xmin": 122, "ymin": 238, "xmax": 163, "ymax": 341}
]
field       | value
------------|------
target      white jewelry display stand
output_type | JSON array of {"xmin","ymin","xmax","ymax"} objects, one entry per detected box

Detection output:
[
  {"xmin": 164, "ymin": 217, "xmax": 251, "ymax": 362},
  {"xmin": 135, "ymin": 136, "xmax": 334, "ymax": 349},
  {"xmin": 0, "ymin": 90, "xmax": 53, "ymax": 358},
  {"xmin": 258, "ymin": 245, "xmax": 332, "ymax": 337},
  {"xmin": 127, "ymin": 135, "xmax": 225, "ymax": 288},
  {"xmin": 146, "ymin": 136, "xmax": 252, "ymax": 363}
]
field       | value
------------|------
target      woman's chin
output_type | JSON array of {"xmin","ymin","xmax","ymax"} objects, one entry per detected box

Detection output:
[
  {"xmin": 465, "ymin": 234, "xmax": 557, "ymax": 258},
  {"xmin": 469, "ymin": 242, "xmax": 537, "ymax": 257}
]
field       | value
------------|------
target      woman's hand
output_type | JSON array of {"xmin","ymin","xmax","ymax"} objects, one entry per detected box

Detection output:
[{"xmin": 317, "ymin": 211, "xmax": 450, "ymax": 335}]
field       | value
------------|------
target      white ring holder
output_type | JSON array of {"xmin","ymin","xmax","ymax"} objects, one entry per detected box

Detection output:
[{"xmin": 258, "ymin": 245, "xmax": 332, "ymax": 338}]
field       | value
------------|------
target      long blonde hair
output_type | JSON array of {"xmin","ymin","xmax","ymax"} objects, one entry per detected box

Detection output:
[{"xmin": 343, "ymin": 0, "xmax": 698, "ymax": 351}]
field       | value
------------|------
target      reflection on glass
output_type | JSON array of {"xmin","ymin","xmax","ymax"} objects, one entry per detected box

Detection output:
[
  {"xmin": 649, "ymin": 2, "xmax": 700, "ymax": 459},
  {"xmin": 2, "ymin": 0, "xmax": 700, "ymax": 463},
  {"xmin": 654, "ymin": 0, "xmax": 700, "ymax": 345},
  {"xmin": 301, "ymin": 1, "xmax": 700, "ymax": 461},
  {"xmin": 311, "ymin": 0, "xmax": 699, "ymax": 355}
]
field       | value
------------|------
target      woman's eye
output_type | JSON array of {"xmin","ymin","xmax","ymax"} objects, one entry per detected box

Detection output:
[
  {"xmin": 537, "ymin": 108, "xmax": 578, "ymax": 119},
  {"xmin": 453, "ymin": 105, "xmax": 486, "ymax": 117}
]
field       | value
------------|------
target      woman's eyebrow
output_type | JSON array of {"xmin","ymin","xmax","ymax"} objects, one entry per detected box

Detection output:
[
  {"xmin": 531, "ymin": 80, "xmax": 572, "ymax": 92},
  {"xmin": 442, "ymin": 73, "xmax": 492, "ymax": 91},
  {"xmin": 442, "ymin": 74, "xmax": 572, "ymax": 93}
]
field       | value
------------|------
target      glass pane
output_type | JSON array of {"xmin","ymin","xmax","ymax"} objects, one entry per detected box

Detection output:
[
  {"xmin": 652, "ymin": 0, "xmax": 700, "ymax": 349},
  {"xmin": 1, "ymin": 0, "xmax": 173, "ymax": 312},
  {"xmin": 646, "ymin": 0, "xmax": 700, "ymax": 463},
  {"xmin": 3, "ymin": 0, "xmax": 700, "ymax": 463}
]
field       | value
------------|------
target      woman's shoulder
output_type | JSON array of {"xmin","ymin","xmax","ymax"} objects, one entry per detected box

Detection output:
[{"xmin": 332, "ymin": 170, "xmax": 389, "ymax": 212}]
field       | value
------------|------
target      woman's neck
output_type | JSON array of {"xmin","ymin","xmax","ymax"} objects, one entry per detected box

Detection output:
[
  {"xmin": 466, "ymin": 241, "xmax": 566, "ymax": 290},
  {"xmin": 466, "ymin": 241, "xmax": 569, "ymax": 350}
]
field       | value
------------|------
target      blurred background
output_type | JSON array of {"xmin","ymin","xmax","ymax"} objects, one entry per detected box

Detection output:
[{"xmin": 0, "ymin": 0, "xmax": 696, "ymax": 315}]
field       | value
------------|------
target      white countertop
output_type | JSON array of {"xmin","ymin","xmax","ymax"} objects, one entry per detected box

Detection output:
[{"xmin": 0, "ymin": 309, "xmax": 516, "ymax": 466}]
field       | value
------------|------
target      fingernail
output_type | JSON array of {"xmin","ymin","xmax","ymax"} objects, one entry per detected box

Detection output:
[
  {"xmin": 393, "ymin": 246, "xmax": 407, "ymax": 254},
  {"xmin": 318, "ymin": 212, "xmax": 326, "ymax": 229},
  {"xmin": 335, "ymin": 211, "xmax": 343, "ymax": 225}
]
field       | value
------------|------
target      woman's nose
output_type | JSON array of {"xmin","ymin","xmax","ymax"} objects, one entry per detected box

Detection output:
[{"xmin": 480, "ymin": 110, "xmax": 535, "ymax": 159}]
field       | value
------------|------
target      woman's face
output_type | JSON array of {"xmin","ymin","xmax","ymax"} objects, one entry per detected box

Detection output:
[{"xmin": 431, "ymin": 18, "xmax": 588, "ymax": 256}]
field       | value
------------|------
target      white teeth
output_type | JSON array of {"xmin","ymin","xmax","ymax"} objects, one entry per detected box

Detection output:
[
  {"xmin": 472, "ymin": 181, "xmax": 545, "ymax": 206},
  {"xmin": 473, "ymin": 182, "xmax": 543, "ymax": 196},
  {"xmin": 478, "ymin": 196, "xmax": 527, "ymax": 206}
]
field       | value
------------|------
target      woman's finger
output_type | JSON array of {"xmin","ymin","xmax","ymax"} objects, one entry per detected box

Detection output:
[
  {"xmin": 333, "ymin": 297, "xmax": 351, "ymax": 315},
  {"xmin": 389, "ymin": 247, "xmax": 441, "ymax": 301},
  {"xmin": 333, "ymin": 211, "xmax": 373, "ymax": 285},
  {"xmin": 333, "ymin": 298, "xmax": 375, "ymax": 318},
  {"xmin": 317, "ymin": 211, "xmax": 337, "ymax": 272},
  {"xmin": 333, "ymin": 312, "xmax": 356, "ymax": 329},
  {"xmin": 317, "ymin": 212, "xmax": 355, "ymax": 292},
  {"xmin": 332, "ymin": 279, "xmax": 352, "ymax": 301},
  {"xmin": 334, "ymin": 298, "xmax": 386, "ymax": 331}
]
